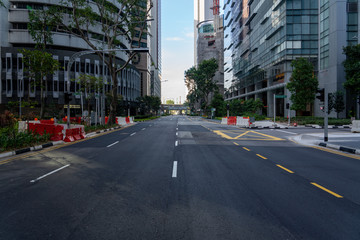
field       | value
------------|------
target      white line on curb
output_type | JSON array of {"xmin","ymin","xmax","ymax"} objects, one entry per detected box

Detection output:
[
  {"xmin": 175, "ymin": 140, "xmax": 178, "ymax": 147},
  {"xmin": 276, "ymin": 130, "xmax": 297, "ymax": 135},
  {"xmin": 30, "ymin": 164, "xmax": 70, "ymax": 183},
  {"xmin": 130, "ymin": 132, "xmax": 136, "ymax": 136},
  {"xmin": 107, "ymin": 141, "xmax": 119, "ymax": 148},
  {"xmin": 172, "ymin": 161, "xmax": 178, "ymax": 178}
]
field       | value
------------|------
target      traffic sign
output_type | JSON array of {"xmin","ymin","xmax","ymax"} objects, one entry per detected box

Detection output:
[{"xmin": 275, "ymin": 95, "xmax": 287, "ymax": 98}]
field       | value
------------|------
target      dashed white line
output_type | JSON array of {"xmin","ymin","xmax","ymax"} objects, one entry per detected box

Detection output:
[
  {"xmin": 30, "ymin": 164, "xmax": 70, "ymax": 183},
  {"xmin": 176, "ymin": 128, "xmax": 178, "ymax": 131},
  {"xmin": 176, "ymin": 132, "xmax": 178, "ymax": 136},
  {"xmin": 130, "ymin": 132, "xmax": 136, "ymax": 136},
  {"xmin": 175, "ymin": 140, "xmax": 178, "ymax": 146},
  {"xmin": 142, "ymin": 128, "xmax": 146, "ymax": 131},
  {"xmin": 107, "ymin": 141, "xmax": 119, "ymax": 148},
  {"xmin": 172, "ymin": 161, "xmax": 178, "ymax": 178},
  {"xmin": 276, "ymin": 130, "xmax": 297, "ymax": 135}
]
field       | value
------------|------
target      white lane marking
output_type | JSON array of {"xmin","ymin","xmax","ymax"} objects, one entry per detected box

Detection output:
[
  {"xmin": 30, "ymin": 164, "xmax": 70, "ymax": 183},
  {"xmin": 172, "ymin": 161, "xmax": 178, "ymax": 178},
  {"xmin": 276, "ymin": 130, "xmax": 297, "ymax": 135},
  {"xmin": 175, "ymin": 140, "xmax": 178, "ymax": 146},
  {"xmin": 176, "ymin": 132, "xmax": 178, "ymax": 136},
  {"xmin": 176, "ymin": 128, "xmax": 178, "ymax": 131},
  {"xmin": 142, "ymin": 128, "xmax": 146, "ymax": 131},
  {"xmin": 149, "ymin": 125, "xmax": 152, "ymax": 127},
  {"xmin": 130, "ymin": 132, "xmax": 136, "ymax": 136},
  {"xmin": 107, "ymin": 141, "xmax": 119, "ymax": 148}
]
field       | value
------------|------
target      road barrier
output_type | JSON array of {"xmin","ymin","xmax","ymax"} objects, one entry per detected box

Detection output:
[
  {"xmin": 221, "ymin": 118, "xmax": 227, "ymax": 125},
  {"xmin": 351, "ymin": 120, "xmax": 360, "ymax": 133},
  {"xmin": 28, "ymin": 123, "xmax": 64, "ymax": 141},
  {"xmin": 236, "ymin": 117, "xmax": 250, "ymax": 127},
  {"xmin": 227, "ymin": 116, "xmax": 237, "ymax": 125}
]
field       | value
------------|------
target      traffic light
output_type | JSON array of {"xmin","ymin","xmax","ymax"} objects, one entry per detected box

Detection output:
[
  {"xmin": 226, "ymin": 104, "xmax": 229, "ymax": 110},
  {"xmin": 64, "ymin": 93, "xmax": 72, "ymax": 104},
  {"xmin": 286, "ymin": 103, "xmax": 290, "ymax": 109},
  {"xmin": 316, "ymin": 88, "xmax": 325, "ymax": 102}
]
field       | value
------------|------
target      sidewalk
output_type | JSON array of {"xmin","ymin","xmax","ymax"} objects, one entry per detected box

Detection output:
[{"xmin": 291, "ymin": 132, "xmax": 360, "ymax": 155}]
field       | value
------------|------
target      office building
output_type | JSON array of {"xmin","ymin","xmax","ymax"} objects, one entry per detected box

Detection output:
[
  {"xmin": 224, "ymin": 0, "xmax": 319, "ymax": 117},
  {"xmin": 0, "ymin": 0, "xmax": 143, "ymax": 116},
  {"xmin": 224, "ymin": 0, "xmax": 360, "ymax": 118},
  {"xmin": 194, "ymin": 0, "xmax": 214, "ymax": 65}
]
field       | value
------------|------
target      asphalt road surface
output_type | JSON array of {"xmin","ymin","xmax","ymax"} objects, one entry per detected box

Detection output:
[{"xmin": 1, "ymin": 115, "xmax": 360, "ymax": 239}]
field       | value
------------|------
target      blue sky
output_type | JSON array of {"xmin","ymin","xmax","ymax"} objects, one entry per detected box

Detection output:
[{"xmin": 161, "ymin": 0, "xmax": 194, "ymax": 104}]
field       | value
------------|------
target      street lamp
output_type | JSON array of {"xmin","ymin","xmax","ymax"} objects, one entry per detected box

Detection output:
[{"xmin": 66, "ymin": 47, "xmax": 149, "ymax": 127}]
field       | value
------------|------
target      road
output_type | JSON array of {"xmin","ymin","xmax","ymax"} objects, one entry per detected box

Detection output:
[{"xmin": 0, "ymin": 115, "xmax": 360, "ymax": 239}]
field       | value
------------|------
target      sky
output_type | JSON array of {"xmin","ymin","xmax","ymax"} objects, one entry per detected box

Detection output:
[{"xmin": 161, "ymin": 0, "xmax": 194, "ymax": 104}]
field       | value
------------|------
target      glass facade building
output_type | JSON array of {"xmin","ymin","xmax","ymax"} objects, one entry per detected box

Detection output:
[{"xmin": 224, "ymin": 0, "xmax": 319, "ymax": 117}]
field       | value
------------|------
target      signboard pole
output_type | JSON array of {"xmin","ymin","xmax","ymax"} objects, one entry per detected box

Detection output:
[{"xmin": 273, "ymin": 94, "xmax": 276, "ymax": 124}]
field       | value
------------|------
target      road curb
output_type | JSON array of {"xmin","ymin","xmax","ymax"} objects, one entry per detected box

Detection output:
[
  {"xmin": 85, "ymin": 126, "xmax": 124, "ymax": 138},
  {"xmin": 0, "ymin": 140, "xmax": 65, "ymax": 159},
  {"xmin": 317, "ymin": 142, "xmax": 360, "ymax": 155}
]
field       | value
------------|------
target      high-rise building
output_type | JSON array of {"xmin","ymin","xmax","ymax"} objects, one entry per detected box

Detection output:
[
  {"xmin": 224, "ymin": 0, "xmax": 359, "ymax": 118},
  {"xmin": 0, "ymin": 0, "xmax": 143, "ymax": 116},
  {"xmin": 224, "ymin": 0, "xmax": 319, "ymax": 117},
  {"xmin": 150, "ymin": 0, "xmax": 162, "ymax": 97},
  {"xmin": 316, "ymin": 0, "xmax": 359, "ymax": 118},
  {"xmin": 194, "ymin": 0, "xmax": 214, "ymax": 65}
]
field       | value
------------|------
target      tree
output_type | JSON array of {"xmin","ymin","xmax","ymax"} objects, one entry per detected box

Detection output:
[
  {"xmin": 333, "ymin": 91, "xmax": 345, "ymax": 116},
  {"xmin": 37, "ymin": 0, "xmax": 152, "ymax": 124},
  {"xmin": 75, "ymin": 74, "xmax": 104, "ymax": 120},
  {"xmin": 166, "ymin": 100, "xmax": 174, "ymax": 105},
  {"xmin": 184, "ymin": 58, "xmax": 218, "ymax": 112},
  {"xmin": 343, "ymin": 44, "xmax": 360, "ymax": 96},
  {"xmin": 286, "ymin": 58, "xmax": 318, "ymax": 113},
  {"xmin": 137, "ymin": 95, "xmax": 161, "ymax": 115},
  {"xmin": 210, "ymin": 91, "xmax": 226, "ymax": 117},
  {"xmin": 28, "ymin": 6, "xmax": 59, "ymax": 50},
  {"xmin": 21, "ymin": 49, "xmax": 60, "ymax": 119}
]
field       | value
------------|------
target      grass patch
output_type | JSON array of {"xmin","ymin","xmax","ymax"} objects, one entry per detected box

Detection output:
[
  {"xmin": 84, "ymin": 124, "xmax": 119, "ymax": 133},
  {"xmin": 134, "ymin": 116, "xmax": 160, "ymax": 122}
]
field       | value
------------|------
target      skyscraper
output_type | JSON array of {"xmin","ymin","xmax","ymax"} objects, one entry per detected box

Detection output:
[{"xmin": 194, "ymin": 0, "xmax": 214, "ymax": 65}]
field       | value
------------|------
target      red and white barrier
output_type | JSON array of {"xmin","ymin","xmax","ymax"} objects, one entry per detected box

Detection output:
[{"xmin": 236, "ymin": 117, "xmax": 250, "ymax": 128}]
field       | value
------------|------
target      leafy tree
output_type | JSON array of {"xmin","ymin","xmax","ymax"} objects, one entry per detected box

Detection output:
[
  {"xmin": 28, "ymin": 7, "xmax": 59, "ymax": 49},
  {"xmin": 333, "ymin": 91, "xmax": 345, "ymax": 116},
  {"xmin": 210, "ymin": 91, "xmax": 226, "ymax": 117},
  {"xmin": 287, "ymin": 58, "xmax": 318, "ymax": 113},
  {"xmin": 21, "ymin": 49, "xmax": 60, "ymax": 119},
  {"xmin": 229, "ymin": 98, "xmax": 263, "ymax": 116},
  {"xmin": 166, "ymin": 100, "xmax": 174, "ymax": 104},
  {"xmin": 35, "ymin": 0, "xmax": 152, "ymax": 124},
  {"xmin": 75, "ymin": 74, "xmax": 104, "ymax": 119},
  {"xmin": 184, "ymin": 58, "xmax": 218, "ymax": 112},
  {"xmin": 137, "ymin": 95, "xmax": 161, "ymax": 115},
  {"xmin": 343, "ymin": 44, "xmax": 360, "ymax": 96}
]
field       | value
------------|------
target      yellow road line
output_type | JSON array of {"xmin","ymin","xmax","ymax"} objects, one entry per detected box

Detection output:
[
  {"xmin": 256, "ymin": 154, "xmax": 267, "ymax": 159},
  {"xmin": 312, "ymin": 146, "xmax": 360, "ymax": 160},
  {"xmin": 234, "ymin": 131, "xmax": 250, "ymax": 139},
  {"xmin": 243, "ymin": 147, "xmax": 251, "ymax": 151},
  {"xmin": 311, "ymin": 182, "xmax": 343, "ymax": 198},
  {"xmin": 276, "ymin": 164, "xmax": 294, "ymax": 174},
  {"xmin": 233, "ymin": 142, "xmax": 239, "ymax": 146},
  {"xmin": 248, "ymin": 130, "xmax": 284, "ymax": 141}
]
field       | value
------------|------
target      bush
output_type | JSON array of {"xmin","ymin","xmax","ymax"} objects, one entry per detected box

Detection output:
[
  {"xmin": 0, "ymin": 126, "xmax": 50, "ymax": 152},
  {"xmin": 84, "ymin": 124, "xmax": 118, "ymax": 133}
]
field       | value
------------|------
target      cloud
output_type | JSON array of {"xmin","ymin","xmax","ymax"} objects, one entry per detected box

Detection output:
[
  {"xmin": 165, "ymin": 37, "xmax": 184, "ymax": 41},
  {"xmin": 185, "ymin": 32, "xmax": 194, "ymax": 38}
]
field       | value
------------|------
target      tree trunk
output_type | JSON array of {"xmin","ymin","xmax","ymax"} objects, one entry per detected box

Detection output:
[
  {"xmin": 108, "ymin": 71, "xmax": 118, "ymax": 125},
  {"xmin": 40, "ymin": 77, "xmax": 45, "ymax": 119}
]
